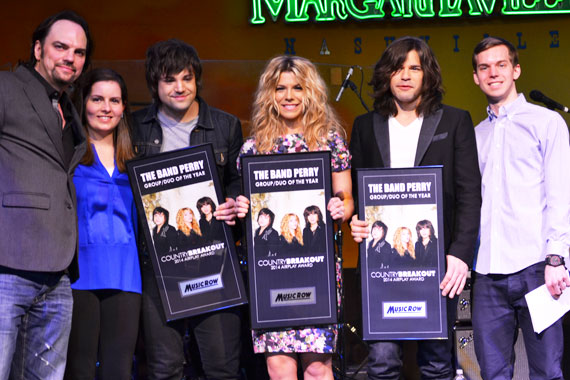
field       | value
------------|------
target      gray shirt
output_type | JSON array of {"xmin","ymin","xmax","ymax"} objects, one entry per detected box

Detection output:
[{"xmin": 158, "ymin": 110, "xmax": 198, "ymax": 152}]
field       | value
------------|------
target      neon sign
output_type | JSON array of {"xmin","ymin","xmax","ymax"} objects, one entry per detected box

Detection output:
[{"xmin": 250, "ymin": 0, "xmax": 570, "ymax": 23}]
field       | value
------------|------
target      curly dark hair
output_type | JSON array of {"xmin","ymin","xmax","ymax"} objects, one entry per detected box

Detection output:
[
  {"xmin": 145, "ymin": 39, "xmax": 202, "ymax": 104},
  {"xmin": 370, "ymin": 36, "xmax": 443, "ymax": 117}
]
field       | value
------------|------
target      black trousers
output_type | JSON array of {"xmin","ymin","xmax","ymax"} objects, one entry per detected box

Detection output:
[
  {"xmin": 65, "ymin": 289, "xmax": 141, "ymax": 380},
  {"xmin": 367, "ymin": 297, "xmax": 458, "ymax": 380},
  {"xmin": 140, "ymin": 259, "xmax": 242, "ymax": 380}
]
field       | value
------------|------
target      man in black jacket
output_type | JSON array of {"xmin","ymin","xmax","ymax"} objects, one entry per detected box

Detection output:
[
  {"xmin": 132, "ymin": 39, "xmax": 243, "ymax": 380},
  {"xmin": 349, "ymin": 36, "xmax": 481, "ymax": 380},
  {"xmin": 0, "ymin": 11, "xmax": 90, "ymax": 380}
]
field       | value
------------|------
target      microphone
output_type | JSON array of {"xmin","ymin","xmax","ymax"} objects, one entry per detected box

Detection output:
[
  {"xmin": 335, "ymin": 66, "xmax": 354, "ymax": 102},
  {"xmin": 529, "ymin": 90, "xmax": 569, "ymax": 113}
]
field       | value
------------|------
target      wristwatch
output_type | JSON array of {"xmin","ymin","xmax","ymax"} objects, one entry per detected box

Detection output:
[{"xmin": 545, "ymin": 255, "xmax": 565, "ymax": 267}]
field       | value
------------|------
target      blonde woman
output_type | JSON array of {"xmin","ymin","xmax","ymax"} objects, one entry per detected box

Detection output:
[
  {"xmin": 279, "ymin": 213, "xmax": 304, "ymax": 255},
  {"xmin": 392, "ymin": 227, "xmax": 416, "ymax": 266},
  {"xmin": 236, "ymin": 55, "xmax": 353, "ymax": 380},
  {"xmin": 176, "ymin": 207, "xmax": 202, "ymax": 250}
]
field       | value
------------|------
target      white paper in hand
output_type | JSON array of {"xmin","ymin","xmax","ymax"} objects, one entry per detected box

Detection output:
[{"xmin": 525, "ymin": 284, "xmax": 570, "ymax": 333}]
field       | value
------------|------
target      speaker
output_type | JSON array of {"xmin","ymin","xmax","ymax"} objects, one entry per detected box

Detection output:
[
  {"xmin": 456, "ymin": 288, "xmax": 472, "ymax": 322},
  {"xmin": 456, "ymin": 274, "xmax": 472, "ymax": 322},
  {"xmin": 454, "ymin": 326, "xmax": 530, "ymax": 380}
]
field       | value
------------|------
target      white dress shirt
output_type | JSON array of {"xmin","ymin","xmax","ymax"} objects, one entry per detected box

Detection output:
[{"xmin": 474, "ymin": 94, "xmax": 570, "ymax": 275}]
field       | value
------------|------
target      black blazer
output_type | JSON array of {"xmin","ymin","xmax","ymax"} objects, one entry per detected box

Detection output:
[
  {"xmin": 350, "ymin": 106, "xmax": 481, "ymax": 265},
  {"xmin": 0, "ymin": 66, "xmax": 86, "ymax": 279}
]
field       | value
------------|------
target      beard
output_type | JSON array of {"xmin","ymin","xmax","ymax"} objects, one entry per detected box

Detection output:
[
  {"xmin": 36, "ymin": 46, "xmax": 81, "ymax": 90},
  {"xmin": 52, "ymin": 63, "xmax": 78, "ymax": 85}
]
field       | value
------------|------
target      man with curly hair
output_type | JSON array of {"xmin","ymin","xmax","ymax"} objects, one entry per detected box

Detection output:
[
  {"xmin": 132, "ymin": 39, "xmax": 243, "ymax": 380},
  {"xmin": 350, "ymin": 36, "xmax": 481, "ymax": 380}
]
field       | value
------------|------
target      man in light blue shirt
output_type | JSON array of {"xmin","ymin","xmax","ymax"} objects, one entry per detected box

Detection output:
[{"xmin": 472, "ymin": 36, "xmax": 570, "ymax": 380}]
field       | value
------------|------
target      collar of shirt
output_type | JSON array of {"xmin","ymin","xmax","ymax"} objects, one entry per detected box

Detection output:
[
  {"xmin": 25, "ymin": 64, "xmax": 76, "ymax": 124},
  {"xmin": 26, "ymin": 64, "xmax": 60, "ymax": 101},
  {"xmin": 487, "ymin": 93, "xmax": 526, "ymax": 122},
  {"xmin": 146, "ymin": 97, "xmax": 213, "ymax": 132},
  {"xmin": 486, "ymin": 106, "xmax": 497, "ymax": 122}
]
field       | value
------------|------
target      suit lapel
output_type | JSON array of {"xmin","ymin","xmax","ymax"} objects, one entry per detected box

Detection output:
[
  {"xmin": 68, "ymin": 107, "xmax": 87, "ymax": 173},
  {"xmin": 414, "ymin": 107, "xmax": 443, "ymax": 166},
  {"xmin": 16, "ymin": 67, "xmax": 66, "ymax": 165},
  {"xmin": 372, "ymin": 112, "xmax": 391, "ymax": 167}
]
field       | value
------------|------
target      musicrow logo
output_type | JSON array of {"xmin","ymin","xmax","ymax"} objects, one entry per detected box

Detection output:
[
  {"xmin": 270, "ymin": 287, "xmax": 316, "ymax": 307},
  {"xmin": 383, "ymin": 301, "xmax": 427, "ymax": 318},
  {"xmin": 178, "ymin": 274, "xmax": 223, "ymax": 297}
]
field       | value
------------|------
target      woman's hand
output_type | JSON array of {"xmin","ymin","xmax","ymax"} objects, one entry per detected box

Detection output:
[
  {"xmin": 350, "ymin": 214, "xmax": 369, "ymax": 243},
  {"xmin": 235, "ymin": 195, "xmax": 250, "ymax": 219},
  {"xmin": 327, "ymin": 197, "xmax": 345, "ymax": 221},
  {"xmin": 331, "ymin": 170, "xmax": 354, "ymax": 222}
]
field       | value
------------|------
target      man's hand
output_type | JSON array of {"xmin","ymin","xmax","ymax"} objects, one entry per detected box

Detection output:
[
  {"xmin": 440, "ymin": 255, "xmax": 468, "ymax": 299},
  {"xmin": 545, "ymin": 264, "xmax": 570, "ymax": 299},
  {"xmin": 214, "ymin": 198, "xmax": 237, "ymax": 226},
  {"xmin": 349, "ymin": 214, "xmax": 369, "ymax": 243},
  {"xmin": 235, "ymin": 195, "xmax": 250, "ymax": 219}
]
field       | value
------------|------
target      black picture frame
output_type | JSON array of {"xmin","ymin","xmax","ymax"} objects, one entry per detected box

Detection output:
[
  {"xmin": 357, "ymin": 166, "xmax": 447, "ymax": 340},
  {"xmin": 241, "ymin": 151, "xmax": 337, "ymax": 329},
  {"xmin": 126, "ymin": 144, "xmax": 247, "ymax": 321}
]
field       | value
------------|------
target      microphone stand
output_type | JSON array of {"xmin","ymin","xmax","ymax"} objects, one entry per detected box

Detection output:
[
  {"xmin": 336, "ymin": 65, "xmax": 370, "ymax": 113},
  {"xmin": 345, "ymin": 80, "xmax": 370, "ymax": 113},
  {"xmin": 333, "ymin": 216, "xmax": 349, "ymax": 380},
  {"xmin": 334, "ymin": 218, "xmax": 346, "ymax": 379},
  {"xmin": 333, "ymin": 218, "xmax": 368, "ymax": 380}
]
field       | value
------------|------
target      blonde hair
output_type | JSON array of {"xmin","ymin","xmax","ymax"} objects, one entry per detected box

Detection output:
[
  {"xmin": 176, "ymin": 208, "xmax": 202, "ymax": 237},
  {"xmin": 251, "ymin": 55, "xmax": 345, "ymax": 153},
  {"xmin": 279, "ymin": 213, "xmax": 303, "ymax": 245},
  {"xmin": 393, "ymin": 227, "xmax": 415, "ymax": 259}
]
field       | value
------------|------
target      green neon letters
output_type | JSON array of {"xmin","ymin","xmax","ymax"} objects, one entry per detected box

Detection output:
[{"xmin": 250, "ymin": 0, "xmax": 570, "ymax": 23}]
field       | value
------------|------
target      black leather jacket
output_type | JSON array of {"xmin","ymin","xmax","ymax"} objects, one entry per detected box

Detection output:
[{"xmin": 132, "ymin": 97, "xmax": 243, "ymax": 199}]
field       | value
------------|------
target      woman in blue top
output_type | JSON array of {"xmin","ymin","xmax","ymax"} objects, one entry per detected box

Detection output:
[{"xmin": 64, "ymin": 68, "xmax": 140, "ymax": 380}]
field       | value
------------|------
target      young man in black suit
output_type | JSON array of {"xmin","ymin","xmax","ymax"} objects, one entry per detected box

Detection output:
[{"xmin": 349, "ymin": 36, "xmax": 481, "ymax": 380}]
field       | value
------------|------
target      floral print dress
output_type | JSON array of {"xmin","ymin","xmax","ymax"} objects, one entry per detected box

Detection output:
[{"xmin": 238, "ymin": 131, "xmax": 351, "ymax": 353}]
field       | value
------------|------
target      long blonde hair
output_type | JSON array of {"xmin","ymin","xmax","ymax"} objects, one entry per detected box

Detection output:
[
  {"xmin": 176, "ymin": 208, "xmax": 202, "ymax": 237},
  {"xmin": 393, "ymin": 227, "xmax": 415, "ymax": 259},
  {"xmin": 280, "ymin": 213, "xmax": 303, "ymax": 245},
  {"xmin": 251, "ymin": 55, "xmax": 345, "ymax": 153}
]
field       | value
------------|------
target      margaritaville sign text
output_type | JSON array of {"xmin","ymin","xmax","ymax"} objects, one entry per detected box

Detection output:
[{"xmin": 251, "ymin": 0, "xmax": 570, "ymax": 23}]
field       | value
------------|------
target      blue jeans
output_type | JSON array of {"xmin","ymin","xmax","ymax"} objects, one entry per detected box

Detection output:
[
  {"xmin": 0, "ymin": 268, "xmax": 73, "ymax": 380},
  {"xmin": 472, "ymin": 263, "xmax": 564, "ymax": 380}
]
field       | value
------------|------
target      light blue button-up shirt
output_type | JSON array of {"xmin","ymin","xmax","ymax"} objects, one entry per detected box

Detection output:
[{"xmin": 474, "ymin": 94, "xmax": 570, "ymax": 275}]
